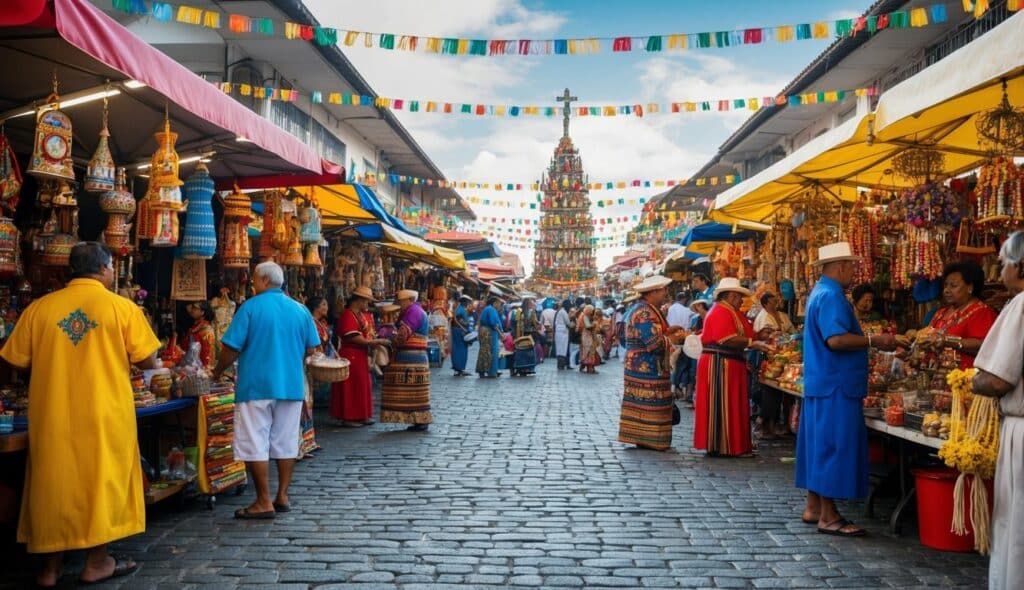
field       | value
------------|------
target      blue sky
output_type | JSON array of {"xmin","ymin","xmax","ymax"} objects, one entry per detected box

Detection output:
[{"xmin": 305, "ymin": 0, "xmax": 869, "ymax": 269}]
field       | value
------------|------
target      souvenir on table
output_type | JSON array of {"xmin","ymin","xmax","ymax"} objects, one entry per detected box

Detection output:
[
  {"xmin": 220, "ymin": 184, "xmax": 252, "ymax": 268},
  {"xmin": 178, "ymin": 162, "xmax": 216, "ymax": 259},
  {"xmin": 0, "ymin": 130, "xmax": 22, "ymax": 212},
  {"xmin": 27, "ymin": 83, "xmax": 75, "ymax": 181},
  {"xmin": 84, "ymin": 94, "xmax": 115, "ymax": 192},
  {"xmin": 99, "ymin": 168, "xmax": 136, "ymax": 251}
]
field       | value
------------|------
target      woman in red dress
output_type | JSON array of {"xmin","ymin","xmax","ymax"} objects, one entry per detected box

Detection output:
[
  {"xmin": 694, "ymin": 278, "xmax": 773, "ymax": 457},
  {"xmin": 184, "ymin": 301, "xmax": 218, "ymax": 372},
  {"xmin": 920, "ymin": 261, "xmax": 998, "ymax": 369},
  {"xmin": 330, "ymin": 286, "xmax": 389, "ymax": 427}
]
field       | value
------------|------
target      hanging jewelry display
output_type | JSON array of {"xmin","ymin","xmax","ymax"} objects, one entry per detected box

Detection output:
[
  {"xmin": 178, "ymin": 161, "xmax": 216, "ymax": 259},
  {"xmin": 27, "ymin": 74, "xmax": 75, "ymax": 182},
  {"xmin": 220, "ymin": 184, "xmax": 252, "ymax": 268},
  {"xmin": 99, "ymin": 167, "xmax": 136, "ymax": 252},
  {"xmin": 84, "ymin": 87, "xmax": 116, "ymax": 192}
]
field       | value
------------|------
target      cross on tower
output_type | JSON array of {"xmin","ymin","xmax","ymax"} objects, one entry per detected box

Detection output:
[{"xmin": 556, "ymin": 88, "xmax": 577, "ymax": 138}]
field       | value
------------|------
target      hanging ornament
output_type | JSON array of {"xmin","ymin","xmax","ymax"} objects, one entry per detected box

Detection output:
[
  {"xmin": 27, "ymin": 74, "xmax": 75, "ymax": 182},
  {"xmin": 99, "ymin": 167, "xmax": 136, "ymax": 252},
  {"xmin": 0, "ymin": 127, "xmax": 23, "ymax": 214},
  {"xmin": 178, "ymin": 161, "xmax": 217, "ymax": 259},
  {"xmin": 220, "ymin": 184, "xmax": 252, "ymax": 268},
  {"xmin": 84, "ymin": 89, "xmax": 116, "ymax": 192},
  {"xmin": 146, "ymin": 109, "xmax": 185, "ymax": 247}
]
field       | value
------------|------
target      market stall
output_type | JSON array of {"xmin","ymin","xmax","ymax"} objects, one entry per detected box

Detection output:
[
  {"xmin": 0, "ymin": 0, "xmax": 342, "ymax": 524},
  {"xmin": 705, "ymin": 10, "xmax": 1024, "ymax": 553}
]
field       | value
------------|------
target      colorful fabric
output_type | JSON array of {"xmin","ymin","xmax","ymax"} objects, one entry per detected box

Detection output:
[
  {"xmin": 617, "ymin": 301, "xmax": 673, "ymax": 450},
  {"xmin": 796, "ymin": 275, "xmax": 869, "ymax": 499},
  {"xmin": 381, "ymin": 305, "xmax": 432, "ymax": 424},
  {"xmin": 476, "ymin": 325, "xmax": 500, "ymax": 376},
  {"xmin": 579, "ymin": 315, "xmax": 602, "ymax": 368},
  {"xmin": 0, "ymin": 279, "xmax": 160, "ymax": 553},
  {"xmin": 331, "ymin": 308, "xmax": 373, "ymax": 422},
  {"xmin": 693, "ymin": 301, "xmax": 753, "ymax": 456},
  {"xmin": 928, "ymin": 299, "xmax": 998, "ymax": 368},
  {"xmin": 221, "ymin": 288, "xmax": 321, "ymax": 402},
  {"xmin": 450, "ymin": 303, "xmax": 469, "ymax": 371}
]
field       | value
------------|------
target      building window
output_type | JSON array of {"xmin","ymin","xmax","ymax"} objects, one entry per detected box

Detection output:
[{"xmin": 268, "ymin": 100, "xmax": 346, "ymax": 166}]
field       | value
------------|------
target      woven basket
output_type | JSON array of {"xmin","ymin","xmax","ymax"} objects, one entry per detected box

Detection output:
[
  {"xmin": 180, "ymin": 374, "xmax": 211, "ymax": 397},
  {"xmin": 308, "ymin": 357, "xmax": 350, "ymax": 383}
]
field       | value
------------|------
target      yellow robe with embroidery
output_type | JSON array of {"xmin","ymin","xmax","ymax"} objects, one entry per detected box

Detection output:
[{"xmin": 0, "ymin": 278, "xmax": 160, "ymax": 553}]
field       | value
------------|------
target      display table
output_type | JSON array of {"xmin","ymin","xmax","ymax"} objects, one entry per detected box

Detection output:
[
  {"xmin": 760, "ymin": 378, "xmax": 943, "ymax": 534},
  {"xmin": 0, "ymin": 431, "xmax": 26, "ymax": 454}
]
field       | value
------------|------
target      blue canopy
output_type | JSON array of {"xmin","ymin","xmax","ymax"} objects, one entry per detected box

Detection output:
[
  {"xmin": 679, "ymin": 221, "xmax": 762, "ymax": 246},
  {"xmin": 249, "ymin": 184, "xmax": 408, "ymax": 241}
]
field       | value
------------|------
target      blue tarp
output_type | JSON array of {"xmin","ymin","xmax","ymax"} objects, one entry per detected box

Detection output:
[
  {"xmin": 679, "ymin": 222, "xmax": 762, "ymax": 246},
  {"xmin": 249, "ymin": 184, "xmax": 407, "ymax": 240}
]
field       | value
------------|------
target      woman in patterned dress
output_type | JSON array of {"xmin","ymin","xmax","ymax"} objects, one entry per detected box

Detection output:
[
  {"xmin": 382, "ymin": 290, "xmax": 433, "ymax": 431},
  {"xmin": 184, "ymin": 301, "xmax": 218, "ymax": 373},
  {"xmin": 618, "ymin": 276, "xmax": 681, "ymax": 450}
]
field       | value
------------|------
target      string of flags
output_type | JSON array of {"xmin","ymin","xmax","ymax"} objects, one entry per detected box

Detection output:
[
  {"xmin": 209, "ymin": 79, "xmax": 876, "ymax": 118},
  {"xmin": 113, "ymin": 1, "xmax": 1020, "ymax": 58},
  {"xmin": 355, "ymin": 173, "xmax": 739, "ymax": 193}
]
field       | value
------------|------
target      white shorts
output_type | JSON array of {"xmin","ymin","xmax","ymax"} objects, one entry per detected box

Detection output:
[{"xmin": 234, "ymin": 400, "xmax": 303, "ymax": 461}]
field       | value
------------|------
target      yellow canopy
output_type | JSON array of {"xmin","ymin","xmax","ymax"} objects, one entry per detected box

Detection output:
[
  {"xmin": 712, "ymin": 11, "xmax": 1024, "ymax": 224},
  {"xmin": 378, "ymin": 226, "xmax": 466, "ymax": 270}
]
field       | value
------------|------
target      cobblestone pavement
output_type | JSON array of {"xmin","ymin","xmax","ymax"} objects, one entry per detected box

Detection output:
[{"xmin": 5, "ymin": 350, "xmax": 987, "ymax": 589}]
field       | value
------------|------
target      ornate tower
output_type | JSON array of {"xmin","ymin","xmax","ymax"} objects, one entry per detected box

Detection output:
[{"xmin": 531, "ymin": 89, "xmax": 597, "ymax": 290}]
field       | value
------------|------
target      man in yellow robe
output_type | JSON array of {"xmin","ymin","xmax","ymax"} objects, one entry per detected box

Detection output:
[{"xmin": 0, "ymin": 242, "xmax": 160, "ymax": 587}]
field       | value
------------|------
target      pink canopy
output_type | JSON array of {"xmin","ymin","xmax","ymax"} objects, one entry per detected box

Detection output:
[{"xmin": 0, "ymin": 0, "xmax": 336, "ymax": 179}]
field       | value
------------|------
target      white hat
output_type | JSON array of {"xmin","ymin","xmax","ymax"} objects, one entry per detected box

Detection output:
[
  {"xmin": 634, "ymin": 275, "xmax": 673, "ymax": 293},
  {"xmin": 688, "ymin": 298, "xmax": 711, "ymax": 310},
  {"xmin": 683, "ymin": 334, "xmax": 703, "ymax": 360},
  {"xmin": 397, "ymin": 289, "xmax": 419, "ymax": 302},
  {"xmin": 813, "ymin": 241, "xmax": 860, "ymax": 266},
  {"xmin": 713, "ymin": 277, "xmax": 752, "ymax": 297}
]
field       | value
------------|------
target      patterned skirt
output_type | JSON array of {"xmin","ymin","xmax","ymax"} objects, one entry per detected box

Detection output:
[
  {"xmin": 381, "ymin": 334, "xmax": 433, "ymax": 424},
  {"xmin": 618, "ymin": 354, "xmax": 673, "ymax": 450}
]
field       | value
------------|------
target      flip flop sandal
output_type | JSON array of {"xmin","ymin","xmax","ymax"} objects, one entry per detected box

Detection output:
[
  {"xmin": 79, "ymin": 555, "xmax": 139, "ymax": 585},
  {"xmin": 817, "ymin": 518, "xmax": 866, "ymax": 537},
  {"xmin": 273, "ymin": 502, "xmax": 291, "ymax": 513},
  {"xmin": 234, "ymin": 507, "xmax": 276, "ymax": 520}
]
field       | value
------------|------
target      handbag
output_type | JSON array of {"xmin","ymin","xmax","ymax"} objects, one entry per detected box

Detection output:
[
  {"xmin": 463, "ymin": 330, "xmax": 478, "ymax": 344},
  {"xmin": 672, "ymin": 403, "xmax": 682, "ymax": 425}
]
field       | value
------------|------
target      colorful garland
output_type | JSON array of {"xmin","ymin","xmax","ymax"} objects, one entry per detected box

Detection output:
[
  {"xmin": 974, "ymin": 157, "xmax": 1024, "ymax": 227},
  {"xmin": 899, "ymin": 182, "xmax": 964, "ymax": 230}
]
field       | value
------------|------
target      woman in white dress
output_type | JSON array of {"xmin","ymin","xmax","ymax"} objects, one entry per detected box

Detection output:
[
  {"xmin": 973, "ymin": 231, "xmax": 1024, "ymax": 590},
  {"xmin": 554, "ymin": 299, "xmax": 572, "ymax": 370}
]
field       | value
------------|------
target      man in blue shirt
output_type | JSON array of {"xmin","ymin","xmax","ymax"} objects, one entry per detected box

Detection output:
[
  {"xmin": 214, "ymin": 261, "xmax": 321, "ymax": 520},
  {"xmin": 692, "ymin": 273, "xmax": 715, "ymax": 303},
  {"xmin": 796, "ymin": 243, "xmax": 896, "ymax": 537}
]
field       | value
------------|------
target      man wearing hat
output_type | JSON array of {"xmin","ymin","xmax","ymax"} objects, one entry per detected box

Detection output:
[
  {"xmin": 796, "ymin": 242, "xmax": 896, "ymax": 536},
  {"xmin": 693, "ymin": 278, "xmax": 773, "ymax": 457},
  {"xmin": 450, "ymin": 295, "xmax": 473, "ymax": 377},
  {"xmin": 618, "ymin": 275, "xmax": 683, "ymax": 450}
]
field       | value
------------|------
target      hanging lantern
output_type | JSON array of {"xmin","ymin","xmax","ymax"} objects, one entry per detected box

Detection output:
[
  {"xmin": 283, "ymin": 233, "xmax": 304, "ymax": 266},
  {"xmin": 892, "ymin": 146, "xmax": 946, "ymax": 183},
  {"xmin": 299, "ymin": 205, "xmax": 322, "ymax": 244},
  {"xmin": 976, "ymin": 79, "xmax": 1024, "ymax": 155},
  {"xmin": 303, "ymin": 243, "xmax": 323, "ymax": 268},
  {"xmin": 84, "ymin": 92, "xmax": 116, "ymax": 192},
  {"xmin": 178, "ymin": 161, "xmax": 216, "ymax": 259},
  {"xmin": 220, "ymin": 184, "xmax": 252, "ymax": 269},
  {"xmin": 99, "ymin": 168, "xmax": 136, "ymax": 251},
  {"xmin": 145, "ymin": 113, "xmax": 185, "ymax": 247},
  {"xmin": 27, "ymin": 81, "xmax": 75, "ymax": 182}
]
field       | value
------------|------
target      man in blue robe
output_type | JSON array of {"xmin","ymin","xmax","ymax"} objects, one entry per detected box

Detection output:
[{"xmin": 796, "ymin": 242, "xmax": 896, "ymax": 537}]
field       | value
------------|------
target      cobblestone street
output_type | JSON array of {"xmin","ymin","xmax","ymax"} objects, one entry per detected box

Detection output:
[{"xmin": 7, "ymin": 351, "xmax": 987, "ymax": 589}]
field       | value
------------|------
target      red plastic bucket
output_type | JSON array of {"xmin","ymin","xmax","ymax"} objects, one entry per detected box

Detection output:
[{"xmin": 912, "ymin": 467, "xmax": 992, "ymax": 552}]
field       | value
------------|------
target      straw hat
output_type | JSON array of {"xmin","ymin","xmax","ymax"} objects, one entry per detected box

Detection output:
[
  {"xmin": 714, "ymin": 277, "xmax": 752, "ymax": 297},
  {"xmin": 634, "ymin": 275, "xmax": 673, "ymax": 293},
  {"xmin": 813, "ymin": 241, "xmax": 860, "ymax": 266},
  {"xmin": 379, "ymin": 303, "xmax": 400, "ymax": 314},
  {"xmin": 397, "ymin": 289, "xmax": 419, "ymax": 302},
  {"xmin": 351, "ymin": 286, "xmax": 375, "ymax": 301},
  {"xmin": 688, "ymin": 298, "xmax": 711, "ymax": 311}
]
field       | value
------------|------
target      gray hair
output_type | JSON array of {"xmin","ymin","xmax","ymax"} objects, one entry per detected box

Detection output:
[
  {"xmin": 1000, "ymin": 231, "xmax": 1024, "ymax": 266},
  {"xmin": 254, "ymin": 261, "xmax": 285, "ymax": 288},
  {"xmin": 69, "ymin": 242, "xmax": 113, "ymax": 278}
]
